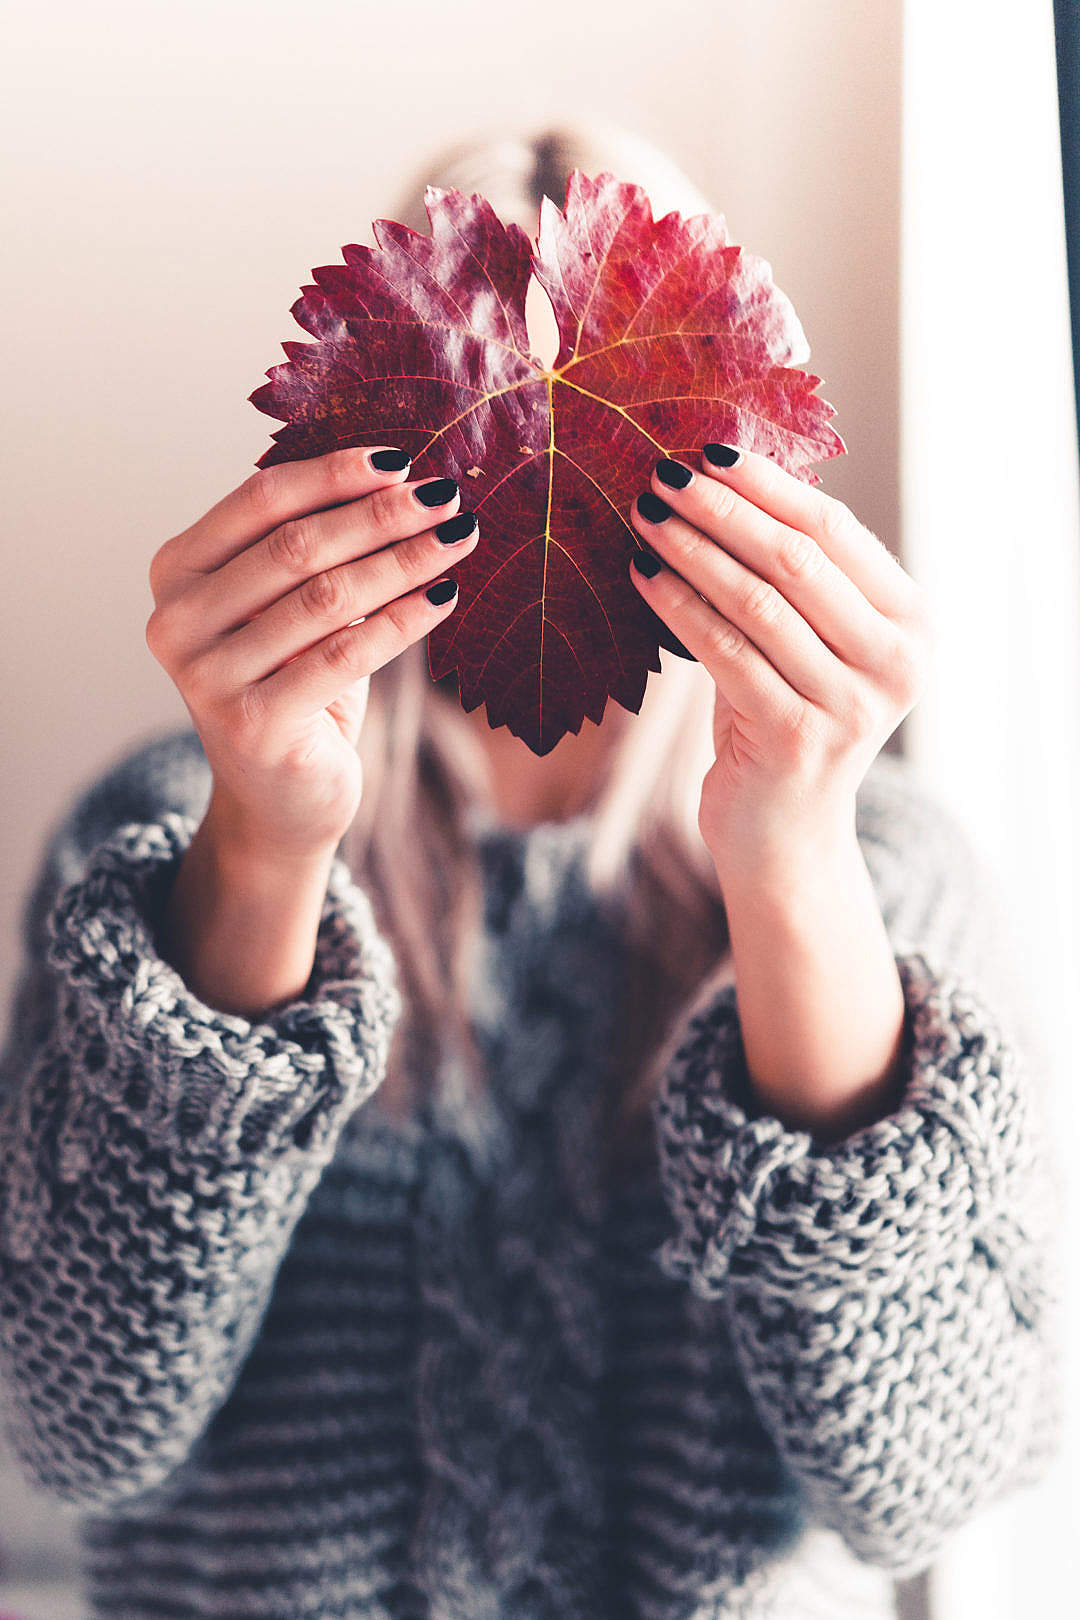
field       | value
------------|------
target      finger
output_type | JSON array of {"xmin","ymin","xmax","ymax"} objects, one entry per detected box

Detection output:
[
  {"xmin": 693, "ymin": 444, "xmax": 922, "ymax": 622},
  {"xmin": 162, "ymin": 445, "xmax": 416, "ymax": 576},
  {"xmin": 645, "ymin": 458, "xmax": 905, "ymax": 680},
  {"xmin": 630, "ymin": 497, "xmax": 849, "ymax": 709},
  {"xmin": 168, "ymin": 476, "xmax": 462, "ymax": 649},
  {"xmin": 212, "ymin": 513, "xmax": 479, "ymax": 687},
  {"xmin": 629, "ymin": 550, "xmax": 808, "ymax": 732},
  {"xmin": 249, "ymin": 576, "xmax": 461, "ymax": 727}
]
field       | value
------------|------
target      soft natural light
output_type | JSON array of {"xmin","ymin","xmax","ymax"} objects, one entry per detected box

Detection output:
[{"xmin": 900, "ymin": 1, "xmax": 1080, "ymax": 1612}]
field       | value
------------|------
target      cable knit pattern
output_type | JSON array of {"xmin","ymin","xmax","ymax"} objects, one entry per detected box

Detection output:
[{"xmin": 0, "ymin": 726, "xmax": 1065, "ymax": 1618}]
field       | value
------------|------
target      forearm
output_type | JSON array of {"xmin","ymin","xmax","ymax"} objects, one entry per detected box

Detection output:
[
  {"xmin": 156, "ymin": 796, "xmax": 337, "ymax": 1019},
  {"xmin": 718, "ymin": 831, "xmax": 907, "ymax": 1144}
]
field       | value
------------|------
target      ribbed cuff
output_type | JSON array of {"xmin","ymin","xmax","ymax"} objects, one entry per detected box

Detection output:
[
  {"xmin": 41, "ymin": 811, "xmax": 402, "ymax": 1173},
  {"xmin": 652, "ymin": 948, "xmax": 1056, "ymax": 1327}
]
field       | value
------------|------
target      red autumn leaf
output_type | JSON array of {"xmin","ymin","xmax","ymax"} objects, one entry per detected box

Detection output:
[{"xmin": 249, "ymin": 171, "xmax": 845, "ymax": 755}]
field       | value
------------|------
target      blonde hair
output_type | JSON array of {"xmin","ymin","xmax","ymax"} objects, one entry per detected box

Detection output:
[{"xmin": 342, "ymin": 119, "xmax": 731, "ymax": 1181}]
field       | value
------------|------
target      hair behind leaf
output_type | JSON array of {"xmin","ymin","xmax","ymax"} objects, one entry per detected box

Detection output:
[{"xmin": 341, "ymin": 119, "xmax": 731, "ymax": 1185}]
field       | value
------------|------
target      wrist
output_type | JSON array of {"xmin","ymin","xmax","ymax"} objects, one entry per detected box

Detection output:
[
  {"xmin": 711, "ymin": 814, "xmax": 862, "ymax": 913},
  {"xmin": 157, "ymin": 807, "xmax": 341, "ymax": 1021},
  {"xmin": 202, "ymin": 791, "xmax": 341, "ymax": 888},
  {"xmin": 710, "ymin": 821, "xmax": 907, "ymax": 1142}
]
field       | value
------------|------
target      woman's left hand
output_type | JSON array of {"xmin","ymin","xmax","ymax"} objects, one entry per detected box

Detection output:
[{"xmin": 628, "ymin": 445, "xmax": 935, "ymax": 888}]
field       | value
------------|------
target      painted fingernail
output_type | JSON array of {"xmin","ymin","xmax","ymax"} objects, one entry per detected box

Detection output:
[
  {"xmin": 425, "ymin": 577, "xmax": 458, "ymax": 605},
  {"xmin": 369, "ymin": 447, "xmax": 412, "ymax": 471},
  {"xmin": 665, "ymin": 636, "xmax": 698, "ymax": 661},
  {"xmin": 631, "ymin": 548, "xmax": 663, "ymax": 577},
  {"xmin": 655, "ymin": 457, "xmax": 693, "ymax": 490},
  {"xmin": 435, "ymin": 511, "xmax": 478, "ymax": 544},
  {"xmin": 415, "ymin": 477, "xmax": 459, "ymax": 507},
  {"xmin": 703, "ymin": 442, "xmax": 744, "ymax": 468},
  {"xmin": 636, "ymin": 491, "xmax": 672, "ymax": 524}
]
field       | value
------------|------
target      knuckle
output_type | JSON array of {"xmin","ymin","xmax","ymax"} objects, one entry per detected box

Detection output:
[
  {"xmin": 841, "ymin": 683, "xmax": 881, "ymax": 740},
  {"xmin": 814, "ymin": 493, "xmax": 855, "ymax": 546},
  {"xmin": 735, "ymin": 573, "xmax": 785, "ymax": 628},
  {"xmin": 381, "ymin": 594, "xmax": 415, "ymax": 639},
  {"xmin": 267, "ymin": 515, "xmax": 318, "ymax": 574},
  {"xmin": 775, "ymin": 701, "xmax": 821, "ymax": 758},
  {"xmin": 147, "ymin": 540, "xmax": 176, "ymax": 601},
  {"xmin": 705, "ymin": 614, "xmax": 747, "ymax": 663},
  {"xmin": 774, "ymin": 524, "xmax": 825, "ymax": 584},
  {"xmin": 708, "ymin": 483, "xmax": 740, "ymax": 525},
  {"xmin": 183, "ymin": 653, "xmax": 221, "ymax": 708},
  {"xmin": 144, "ymin": 607, "xmax": 168, "ymax": 661},
  {"xmin": 382, "ymin": 536, "xmax": 419, "ymax": 595},
  {"xmin": 679, "ymin": 528, "xmax": 713, "ymax": 574},
  {"xmin": 245, "ymin": 463, "xmax": 289, "ymax": 523},
  {"xmin": 321, "ymin": 623, "xmax": 364, "ymax": 676},
  {"xmin": 237, "ymin": 678, "xmax": 267, "ymax": 733},
  {"xmin": 323, "ymin": 447, "xmax": 365, "ymax": 498},
  {"xmin": 298, "ymin": 565, "xmax": 350, "ymax": 621},
  {"xmin": 365, "ymin": 484, "xmax": 404, "ymax": 539},
  {"xmin": 881, "ymin": 628, "xmax": 928, "ymax": 705}
]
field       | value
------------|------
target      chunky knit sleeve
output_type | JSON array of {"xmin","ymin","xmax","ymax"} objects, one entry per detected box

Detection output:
[
  {"xmin": 0, "ymin": 729, "xmax": 402, "ymax": 1510},
  {"xmin": 650, "ymin": 751, "xmax": 1066, "ymax": 1577}
]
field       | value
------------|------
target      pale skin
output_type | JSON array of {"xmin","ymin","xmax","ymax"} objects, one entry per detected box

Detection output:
[
  {"xmin": 147, "ymin": 441, "xmax": 933, "ymax": 1147},
  {"xmin": 624, "ymin": 446, "xmax": 934, "ymax": 1144}
]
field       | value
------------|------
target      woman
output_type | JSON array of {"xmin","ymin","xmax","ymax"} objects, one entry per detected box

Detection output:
[{"xmin": 0, "ymin": 121, "xmax": 1062, "ymax": 1619}]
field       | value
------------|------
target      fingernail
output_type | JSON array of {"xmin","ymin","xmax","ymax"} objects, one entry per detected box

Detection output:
[
  {"xmin": 369, "ymin": 447, "xmax": 412, "ymax": 471},
  {"xmin": 415, "ymin": 477, "xmax": 459, "ymax": 507},
  {"xmin": 655, "ymin": 457, "xmax": 693, "ymax": 490},
  {"xmin": 631, "ymin": 548, "xmax": 663, "ymax": 577},
  {"xmin": 636, "ymin": 491, "xmax": 672, "ymax": 524},
  {"xmin": 703, "ymin": 442, "xmax": 744, "ymax": 469},
  {"xmin": 425, "ymin": 578, "xmax": 458, "ymax": 605},
  {"xmin": 435, "ymin": 511, "xmax": 478, "ymax": 544}
]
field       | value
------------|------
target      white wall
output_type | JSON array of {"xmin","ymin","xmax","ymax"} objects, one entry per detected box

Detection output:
[{"xmin": 1, "ymin": 0, "xmax": 905, "ymax": 1597}]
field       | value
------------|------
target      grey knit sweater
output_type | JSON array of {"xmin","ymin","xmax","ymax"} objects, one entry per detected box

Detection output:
[{"xmin": 0, "ymin": 726, "xmax": 1065, "ymax": 1620}]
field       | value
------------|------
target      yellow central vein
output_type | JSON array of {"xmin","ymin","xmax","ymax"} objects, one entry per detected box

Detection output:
[{"xmin": 539, "ymin": 371, "xmax": 555, "ymax": 736}]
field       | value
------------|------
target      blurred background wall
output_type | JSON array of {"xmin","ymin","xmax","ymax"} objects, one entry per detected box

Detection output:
[
  {"xmin": 6, "ymin": 3, "xmax": 1077, "ymax": 1618},
  {"xmin": 0, "ymin": 2, "xmax": 902, "ymax": 1600},
  {"xmin": 0, "ymin": 0, "xmax": 902, "ymax": 1045}
]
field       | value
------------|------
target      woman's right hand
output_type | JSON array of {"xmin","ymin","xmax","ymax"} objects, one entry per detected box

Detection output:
[{"xmin": 146, "ymin": 445, "xmax": 478, "ymax": 863}]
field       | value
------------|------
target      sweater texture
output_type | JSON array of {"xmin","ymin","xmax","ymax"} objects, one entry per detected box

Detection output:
[{"xmin": 0, "ymin": 726, "xmax": 1066, "ymax": 1620}]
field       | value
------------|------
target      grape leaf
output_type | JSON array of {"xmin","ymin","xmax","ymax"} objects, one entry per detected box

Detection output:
[{"xmin": 249, "ymin": 171, "xmax": 845, "ymax": 755}]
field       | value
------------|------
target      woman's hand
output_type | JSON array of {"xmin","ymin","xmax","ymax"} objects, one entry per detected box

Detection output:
[
  {"xmin": 627, "ymin": 444, "xmax": 934, "ymax": 890},
  {"xmin": 146, "ymin": 446, "xmax": 478, "ymax": 863}
]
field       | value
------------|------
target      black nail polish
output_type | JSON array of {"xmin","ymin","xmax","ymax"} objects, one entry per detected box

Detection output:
[
  {"xmin": 415, "ymin": 477, "xmax": 459, "ymax": 507},
  {"xmin": 655, "ymin": 457, "xmax": 693, "ymax": 490},
  {"xmin": 632, "ymin": 548, "xmax": 663, "ymax": 577},
  {"xmin": 369, "ymin": 448, "xmax": 412, "ymax": 471},
  {"xmin": 636, "ymin": 491, "xmax": 673, "ymax": 524},
  {"xmin": 435, "ymin": 511, "xmax": 477, "ymax": 544},
  {"xmin": 665, "ymin": 636, "xmax": 697, "ymax": 661},
  {"xmin": 703, "ymin": 442, "xmax": 744, "ymax": 468},
  {"xmin": 425, "ymin": 577, "xmax": 458, "ymax": 605}
]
